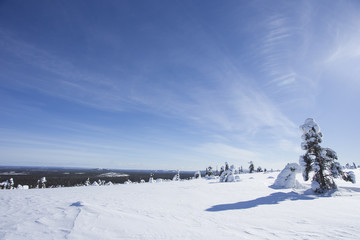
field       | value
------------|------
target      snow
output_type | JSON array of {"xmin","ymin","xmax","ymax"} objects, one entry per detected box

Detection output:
[
  {"xmin": 98, "ymin": 172, "xmax": 129, "ymax": 178},
  {"xmin": 0, "ymin": 171, "xmax": 27, "ymax": 175},
  {"xmin": 300, "ymin": 118, "xmax": 320, "ymax": 134},
  {"xmin": 273, "ymin": 163, "xmax": 302, "ymax": 189},
  {"xmin": 1, "ymin": 170, "xmax": 360, "ymax": 239},
  {"xmin": 219, "ymin": 165, "xmax": 237, "ymax": 182}
]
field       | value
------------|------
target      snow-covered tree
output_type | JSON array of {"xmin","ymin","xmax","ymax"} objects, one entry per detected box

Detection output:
[
  {"xmin": 249, "ymin": 161, "xmax": 254, "ymax": 173},
  {"xmin": 299, "ymin": 118, "xmax": 355, "ymax": 193},
  {"xmin": 219, "ymin": 164, "xmax": 236, "ymax": 182},
  {"xmin": 37, "ymin": 177, "xmax": 47, "ymax": 189},
  {"xmin": 106, "ymin": 181, "xmax": 114, "ymax": 185},
  {"xmin": 205, "ymin": 166, "xmax": 213, "ymax": 176},
  {"xmin": 273, "ymin": 163, "xmax": 301, "ymax": 189},
  {"xmin": 173, "ymin": 170, "xmax": 180, "ymax": 181},
  {"xmin": 124, "ymin": 180, "xmax": 132, "ymax": 184},
  {"xmin": 257, "ymin": 166, "xmax": 262, "ymax": 172},
  {"xmin": 84, "ymin": 178, "xmax": 90, "ymax": 186},
  {"xmin": 0, "ymin": 179, "xmax": 13, "ymax": 189},
  {"xmin": 225, "ymin": 162, "xmax": 229, "ymax": 171},
  {"xmin": 98, "ymin": 179, "xmax": 106, "ymax": 186},
  {"xmin": 149, "ymin": 173, "xmax": 155, "ymax": 183},
  {"xmin": 9, "ymin": 178, "xmax": 14, "ymax": 189},
  {"xmin": 219, "ymin": 166, "xmax": 224, "ymax": 177},
  {"xmin": 194, "ymin": 170, "xmax": 201, "ymax": 179}
]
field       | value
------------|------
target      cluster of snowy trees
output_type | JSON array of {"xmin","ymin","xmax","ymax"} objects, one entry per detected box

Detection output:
[
  {"xmin": 219, "ymin": 163, "xmax": 239, "ymax": 182},
  {"xmin": 204, "ymin": 161, "xmax": 273, "ymax": 183},
  {"xmin": 0, "ymin": 176, "xmax": 53, "ymax": 190},
  {"xmin": 204, "ymin": 161, "xmax": 270, "ymax": 181},
  {"xmin": 248, "ymin": 161, "xmax": 267, "ymax": 173},
  {"xmin": 0, "ymin": 178, "xmax": 14, "ymax": 189},
  {"xmin": 204, "ymin": 162, "xmax": 243, "ymax": 182},
  {"xmin": 36, "ymin": 177, "xmax": 47, "ymax": 189},
  {"xmin": 88, "ymin": 178, "xmax": 113, "ymax": 186}
]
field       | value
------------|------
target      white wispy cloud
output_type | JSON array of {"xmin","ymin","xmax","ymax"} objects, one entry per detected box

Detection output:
[
  {"xmin": 7, "ymin": 31, "xmax": 296, "ymax": 135},
  {"xmin": 195, "ymin": 143, "xmax": 262, "ymax": 162}
]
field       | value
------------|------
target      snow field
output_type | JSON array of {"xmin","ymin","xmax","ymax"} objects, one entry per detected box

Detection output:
[{"xmin": 1, "ymin": 170, "xmax": 360, "ymax": 239}]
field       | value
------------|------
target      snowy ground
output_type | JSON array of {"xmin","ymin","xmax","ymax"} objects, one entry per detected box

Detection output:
[{"xmin": 1, "ymin": 170, "xmax": 360, "ymax": 240}]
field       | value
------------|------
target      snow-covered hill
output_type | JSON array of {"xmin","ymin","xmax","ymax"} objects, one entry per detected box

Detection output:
[{"xmin": 1, "ymin": 170, "xmax": 360, "ymax": 239}]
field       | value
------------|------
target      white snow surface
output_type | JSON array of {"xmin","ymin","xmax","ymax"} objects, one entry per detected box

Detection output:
[{"xmin": 1, "ymin": 170, "xmax": 360, "ymax": 239}]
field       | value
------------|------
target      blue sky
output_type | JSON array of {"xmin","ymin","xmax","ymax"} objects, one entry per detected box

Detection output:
[{"xmin": 1, "ymin": 0, "xmax": 359, "ymax": 170}]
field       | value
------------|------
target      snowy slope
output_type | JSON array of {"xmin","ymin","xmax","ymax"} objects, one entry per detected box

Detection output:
[{"xmin": 1, "ymin": 170, "xmax": 360, "ymax": 240}]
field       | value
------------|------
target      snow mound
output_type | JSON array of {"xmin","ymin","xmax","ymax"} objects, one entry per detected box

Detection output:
[{"xmin": 273, "ymin": 163, "xmax": 302, "ymax": 189}]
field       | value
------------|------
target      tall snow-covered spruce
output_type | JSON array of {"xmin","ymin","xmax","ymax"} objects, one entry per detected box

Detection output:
[{"xmin": 299, "ymin": 118, "xmax": 355, "ymax": 193}]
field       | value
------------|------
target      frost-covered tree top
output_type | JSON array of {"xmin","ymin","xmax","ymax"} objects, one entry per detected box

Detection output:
[
  {"xmin": 300, "ymin": 118, "xmax": 320, "ymax": 135},
  {"xmin": 300, "ymin": 118, "xmax": 323, "ymax": 149}
]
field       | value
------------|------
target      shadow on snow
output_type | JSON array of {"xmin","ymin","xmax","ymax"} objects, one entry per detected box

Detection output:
[
  {"xmin": 339, "ymin": 186, "xmax": 360, "ymax": 193},
  {"xmin": 206, "ymin": 191, "xmax": 316, "ymax": 212}
]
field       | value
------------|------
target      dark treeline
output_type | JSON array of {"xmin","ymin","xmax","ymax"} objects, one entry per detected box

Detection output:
[{"xmin": 0, "ymin": 166, "xmax": 196, "ymax": 188}]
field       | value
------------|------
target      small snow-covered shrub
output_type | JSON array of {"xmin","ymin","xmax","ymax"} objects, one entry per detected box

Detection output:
[
  {"xmin": 84, "ymin": 178, "xmax": 90, "ymax": 186},
  {"xmin": 149, "ymin": 173, "xmax": 155, "ymax": 183},
  {"xmin": 219, "ymin": 165, "xmax": 236, "ymax": 182},
  {"xmin": 273, "ymin": 163, "xmax": 301, "ymax": 189},
  {"xmin": 173, "ymin": 170, "xmax": 180, "ymax": 181},
  {"xmin": 194, "ymin": 171, "xmax": 201, "ymax": 179},
  {"xmin": 98, "ymin": 179, "xmax": 106, "ymax": 186},
  {"xmin": 205, "ymin": 166, "xmax": 213, "ymax": 177},
  {"xmin": 124, "ymin": 180, "xmax": 132, "ymax": 184},
  {"xmin": 37, "ymin": 177, "xmax": 46, "ymax": 188}
]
